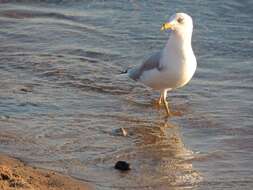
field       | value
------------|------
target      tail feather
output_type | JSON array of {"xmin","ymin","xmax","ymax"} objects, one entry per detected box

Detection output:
[{"xmin": 115, "ymin": 68, "xmax": 130, "ymax": 80}]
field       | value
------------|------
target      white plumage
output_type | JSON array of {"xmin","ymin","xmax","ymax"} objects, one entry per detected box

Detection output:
[{"xmin": 127, "ymin": 13, "xmax": 197, "ymax": 116}]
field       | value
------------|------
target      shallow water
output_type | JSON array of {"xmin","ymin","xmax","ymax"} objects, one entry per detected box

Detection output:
[{"xmin": 0, "ymin": 1, "xmax": 253, "ymax": 189}]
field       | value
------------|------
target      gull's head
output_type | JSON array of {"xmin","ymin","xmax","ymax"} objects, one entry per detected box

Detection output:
[{"xmin": 161, "ymin": 13, "xmax": 193, "ymax": 36}]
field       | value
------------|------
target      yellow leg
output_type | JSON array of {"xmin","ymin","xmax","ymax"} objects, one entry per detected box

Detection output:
[
  {"xmin": 162, "ymin": 89, "xmax": 172, "ymax": 116},
  {"xmin": 158, "ymin": 92, "xmax": 163, "ymax": 106},
  {"xmin": 152, "ymin": 92, "xmax": 163, "ymax": 107}
]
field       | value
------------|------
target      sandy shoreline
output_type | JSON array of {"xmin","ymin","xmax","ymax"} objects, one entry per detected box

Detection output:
[{"xmin": 0, "ymin": 154, "xmax": 94, "ymax": 190}]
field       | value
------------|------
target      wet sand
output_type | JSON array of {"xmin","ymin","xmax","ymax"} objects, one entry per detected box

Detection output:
[{"xmin": 0, "ymin": 153, "xmax": 93, "ymax": 190}]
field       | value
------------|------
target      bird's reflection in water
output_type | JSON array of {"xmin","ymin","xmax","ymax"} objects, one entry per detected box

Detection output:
[{"xmin": 114, "ymin": 120, "xmax": 202, "ymax": 189}]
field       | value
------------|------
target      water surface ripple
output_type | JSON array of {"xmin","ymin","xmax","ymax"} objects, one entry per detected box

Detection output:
[{"xmin": 0, "ymin": 1, "xmax": 253, "ymax": 189}]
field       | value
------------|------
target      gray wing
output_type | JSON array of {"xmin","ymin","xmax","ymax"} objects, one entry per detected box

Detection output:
[{"xmin": 128, "ymin": 52, "xmax": 162, "ymax": 81}]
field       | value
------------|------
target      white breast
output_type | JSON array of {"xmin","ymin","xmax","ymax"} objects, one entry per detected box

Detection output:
[{"xmin": 140, "ymin": 37, "xmax": 196, "ymax": 90}]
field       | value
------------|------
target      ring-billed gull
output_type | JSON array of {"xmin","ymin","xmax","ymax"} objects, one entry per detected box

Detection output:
[{"xmin": 124, "ymin": 13, "xmax": 197, "ymax": 116}]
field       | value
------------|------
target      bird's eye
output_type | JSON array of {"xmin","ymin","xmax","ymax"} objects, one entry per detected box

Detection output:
[{"xmin": 177, "ymin": 17, "xmax": 184, "ymax": 23}]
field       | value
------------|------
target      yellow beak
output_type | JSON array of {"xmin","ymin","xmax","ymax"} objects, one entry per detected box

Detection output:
[{"xmin": 160, "ymin": 22, "xmax": 173, "ymax": 31}]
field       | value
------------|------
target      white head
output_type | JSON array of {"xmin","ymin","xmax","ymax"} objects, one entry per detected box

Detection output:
[{"xmin": 161, "ymin": 13, "xmax": 193, "ymax": 38}]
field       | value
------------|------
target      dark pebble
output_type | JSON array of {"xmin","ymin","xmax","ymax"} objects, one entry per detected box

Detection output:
[
  {"xmin": 114, "ymin": 161, "xmax": 131, "ymax": 171},
  {"xmin": 19, "ymin": 86, "xmax": 32, "ymax": 93}
]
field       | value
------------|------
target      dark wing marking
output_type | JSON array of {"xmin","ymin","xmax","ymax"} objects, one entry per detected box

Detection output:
[{"xmin": 128, "ymin": 52, "xmax": 162, "ymax": 81}]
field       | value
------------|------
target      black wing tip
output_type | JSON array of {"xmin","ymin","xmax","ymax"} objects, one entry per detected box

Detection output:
[{"xmin": 120, "ymin": 68, "xmax": 129, "ymax": 74}]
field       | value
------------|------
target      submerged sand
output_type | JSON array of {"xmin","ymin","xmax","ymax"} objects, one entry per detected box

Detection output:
[{"xmin": 0, "ymin": 154, "xmax": 93, "ymax": 190}]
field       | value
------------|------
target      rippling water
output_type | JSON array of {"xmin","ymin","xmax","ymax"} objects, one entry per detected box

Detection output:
[{"xmin": 0, "ymin": 1, "xmax": 253, "ymax": 189}]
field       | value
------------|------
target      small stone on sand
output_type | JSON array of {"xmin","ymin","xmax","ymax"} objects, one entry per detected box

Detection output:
[
  {"xmin": 112, "ymin": 128, "xmax": 128, "ymax": 136},
  {"xmin": 114, "ymin": 161, "xmax": 131, "ymax": 171}
]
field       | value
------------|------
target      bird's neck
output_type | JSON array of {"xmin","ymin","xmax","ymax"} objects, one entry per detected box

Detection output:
[{"xmin": 165, "ymin": 30, "xmax": 193, "ymax": 55}]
